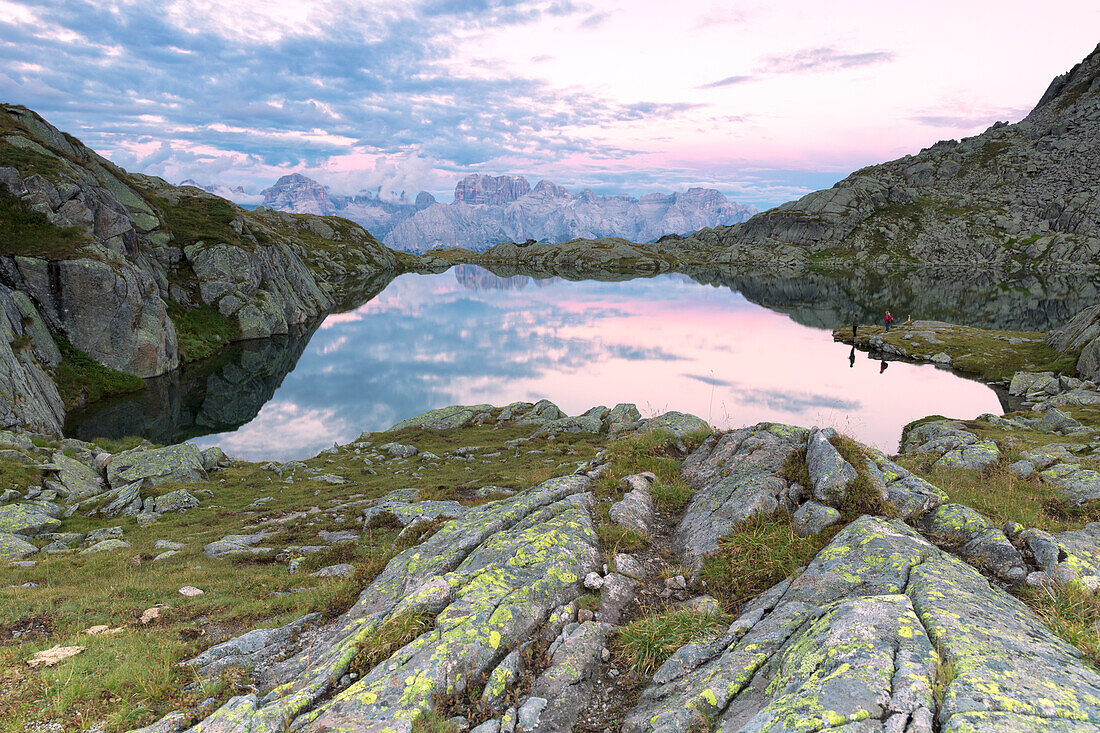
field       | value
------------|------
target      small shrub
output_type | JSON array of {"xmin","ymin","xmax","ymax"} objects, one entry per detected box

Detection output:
[
  {"xmin": 598, "ymin": 524, "xmax": 647, "ymax": 552},
  {"xmin": 411, "ymin": 709, "xmax": 459, "ymax": 733},
  {"xmin": 167, "ymin": 301, "xmax": 240, "ymax": 363},
  {"xmin": 614, "ymin": 609, "xmax": 729, "ymax": 675},
  {"xmin": 650, "ymin": 476, "xmax": 694, "ymax": 513},
  {"xmin": 829, "ymin": 435, "xmax": 893, "ymax": 520}
]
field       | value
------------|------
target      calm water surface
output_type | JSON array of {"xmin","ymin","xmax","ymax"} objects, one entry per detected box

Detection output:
[{"xmin": 71, "ymin": 267, "xmax": 1010, "ymax": 460}]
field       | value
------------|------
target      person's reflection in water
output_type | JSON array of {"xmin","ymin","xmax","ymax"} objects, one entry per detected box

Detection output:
[
  {"xmin": 849, "ymin": 345, "xmax": 856, "ymax": 368},
  {"xmin": 880, "ymin": 360, "xmax": 889, "ymax": 374}
]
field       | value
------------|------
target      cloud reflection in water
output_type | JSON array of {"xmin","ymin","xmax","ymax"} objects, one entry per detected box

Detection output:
[{"xmin": 184, "ymin": 268, "xmax": 1003, "ymax": 460}]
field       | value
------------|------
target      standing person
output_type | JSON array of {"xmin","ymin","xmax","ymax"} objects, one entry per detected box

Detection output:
[{"xmin": 884, "ymin": 310, "xmax": 894, "ymax": 333}]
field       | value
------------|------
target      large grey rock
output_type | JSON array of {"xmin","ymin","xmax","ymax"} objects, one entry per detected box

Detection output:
[
  {"xmin": 177, "ymin": 475, "xmax": 600, "ymax": 732},
  {"xmin": 609, "ymin": 473, "xmax": 656, "ymax": 537},
  {"xmin": 792, "ymin": 500, "xmax": 841, "ymax": 537},
  {"xmin": 919, "ymin": 503, "xmax": 1028, "ymax": 583},
  {"xmin": 1048, "ymin": 304, "xmax": 1100, "ymax": 381},
  {"xmin": 597, "ymin": 572, "xmax": 637, "ymax": 625},
  {"xmin": 516, "ymin": 399, "xmax": 566, "ymax": 426},
  {"xmin": 106, "ymin": 444, "xmax": 206, "ymax": 488},
  {"xmin": 516, "ymin": 620, "xmax": 609, "ymax": 732},
  {"xmin": 153, "ymin": 489, "xmax": 200, "ymax": 514},
  {"xmin": 44, "ymin": 452, "xmax": 104, "ymax": 501},
  {"xmin": 1040, "ymin": 463, "xmax": 1100, "ymax": 504},
  {"xmin": 0, "ymin": 503, "xmax": 60, "ymax": 536},
  {"xmin": 638, "ymin": 411, "xmax": 709, "ymax": 438},
  {"xmin": 863, "ymin": 452, "xmax": 948, "ymax": 518},
  {"xmin": 0, "ymin": 532, "xmax": 38, "ymax": 560},
  {"xmin": 203, "ymin": 532, "xmax": 276, "ymax": 558},
  {"xmin": 186, "ymin": 614, "xmax": 321, "ymax": 677},
  {"xmin": 805, "ymin": 427, "xmax": 857, "ymax": 505},
  {"xmin": 361, "ymin": 490, "xmax": 467, "ymax": 528},
  {"xmin": 675, "ymin": 424, "xmax": 806, "ymax": 570},
  {"xmin": 625, "ymin": 516, "xmax": 1100, "ymax": 732},
  {"xmin": 934, "ymin": 439, "xmax": 1001, "ymax": 471},
  {"xmin": 389, "ymin": 404, "xmax": 493, "ymax": 431},
  {"xmin": 0, "ymin": 286, "xmax": 64, "ymax": 435}
]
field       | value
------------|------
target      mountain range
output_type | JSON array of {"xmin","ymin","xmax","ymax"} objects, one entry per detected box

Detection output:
[{"xmin": 193, "ymin": 173, "xmax": 758, "ymax": 252}]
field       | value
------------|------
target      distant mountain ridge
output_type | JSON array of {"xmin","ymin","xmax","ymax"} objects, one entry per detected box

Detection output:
[{"xmin": 247, "ymin": 172, "xmax": 756, "ymax": 252}]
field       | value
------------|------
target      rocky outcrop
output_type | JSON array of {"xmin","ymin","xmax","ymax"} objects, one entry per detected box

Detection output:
[
  {"xmin": 0, "ymin": 284, "xmax": 64, "ymax": 434},
  {"xmin": 626, "ymin": 516, "xmax": 1100, "ymax": 732},
  {"xmin": 681, "ymin": 43, "xmax": 1100, "ymax": 270},
  {"xmin": 171, "ymin": 474, "xmax": 602, "ymax": 732},
  {"xmin": 453, "ymin": 174, "xmax": 531, "ymax": 206},
  {"xmin": 1049, "ymin": 303, "xmax": 1100, "ymax": 381},
  {"xmin": 0, "ymin": 104, "xmax": 400, "ymax": 393}
]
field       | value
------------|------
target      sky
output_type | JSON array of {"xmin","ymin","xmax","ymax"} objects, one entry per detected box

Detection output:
[{"xmin": 1, "ymin": 1, "xmax": 1098, "ymax": 208}]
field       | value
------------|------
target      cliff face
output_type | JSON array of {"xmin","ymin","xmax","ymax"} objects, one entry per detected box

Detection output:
[
  {"xmin": 690, "ymin": 43, "xmax": 1100, "ymax": 269},
  {"xmin": 0, "ymin": 104, "xmax": 401, "ymax": 431}
]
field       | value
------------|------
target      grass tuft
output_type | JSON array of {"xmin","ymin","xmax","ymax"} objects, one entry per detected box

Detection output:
[
  {"xmin": 349, "ymin": 611, "xmax": 435, "ymax": 678},
  {"xmin": 700, "ymin": 514, "xmax": 836, "ymax": 612},
  {"xmin": 1020, "ymin": 584, "xmax": 1100, "ymax": 668},
  {"xmin": 614, "ymin": 608, "xmax": 730, "ymax": 675}
]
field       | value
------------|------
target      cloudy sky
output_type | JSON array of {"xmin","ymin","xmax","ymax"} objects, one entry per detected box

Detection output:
[{"xmin": 2, "ymin": 0, "xmax": 1097, "ymax": 207}]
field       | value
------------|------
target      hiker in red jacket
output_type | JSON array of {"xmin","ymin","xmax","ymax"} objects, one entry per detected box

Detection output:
[{"xmin": 884, "ymin": 310, "xmax": 894, "ymax": 333}]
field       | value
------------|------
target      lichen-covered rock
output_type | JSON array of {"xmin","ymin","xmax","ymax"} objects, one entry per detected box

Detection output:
[
  {"xmin": 934, "ymin": 439, "xmax": 1001, "ymax": 471},
  {"xmin": 390, "ymin": 404, "xmax": 494, "ymax": 431},
  {"xmin": 43, "ymin": 452, "xmax": 103, "ymax": 501},
  {"xmin": 516, "ymin": 399, "xmax": 566, "ymax": 426},
  {"xmin": 637, "ymin": 411, "xmax": 709, "ymax": 438},
  {"xmin": 516, "ymin": 620, "xmax": 609, "ymax": 732},
  {"xmin": 805, "ymin": 427, "xmax": 857, "ymax": 505},
  {"xmin": 625, "ymin": 516, "xmax": 1100, "ymax": 732},
  {"xmin": 186, "ymin": 614, "xmax": 321, "ymax": 678},
  {"xmin": 81, "ymin": 539, "xmax": 130, "ymax": 554},
  {"xmin": 0, "ymin": 532, "xmax": 38, "ymax": 560},
  {"xmin": 864, "ymin": 451, "xmax": 948, "ymax": 519},
  {"xmin": 379, "ymin": 442, "xmax": 418, "ymax": 459},
  {"xmin": 200, "ymin": 447, "xmax": 227, "ymax": 472},
  {"xmin": 361, "ymin": 491, "xmax": 467, "ymax": 528},
  {"xmin": 791, "ymin": 500, "xmax": 841, "ymax": 537},
  {"xmin": 919, "ymin": 503, "xmax": 1028, "ymax": 583},
  {"xmin": 609, "ymin": 474, "xmax": 656, "ymax": 537},
  {"xmin": 203, "ymin": 532, "xmax": 276, "ymax": 558},
  {"xmin": 153, "ymin": 489, "xmax": 200, "ymax": 514},
  {"xmin": 176, "ymin": 474, "xmax": 600, "ymax": 732},
  {"xmin": 1040, "ymin": 463, "xmax": 1100, "ymax": 504},
  {"xmin": 0, "ymin": 503, "xmax": 61, "ymax": 536},
  {"xmin": 106, "ymin": 443, "xmax": 206, "ymax": 488},
  {"xmin": 676, "ymin": 424, "xmax": 806, "ymax": 570}
]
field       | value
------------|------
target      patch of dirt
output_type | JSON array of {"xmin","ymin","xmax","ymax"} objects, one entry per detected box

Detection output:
[{"xmin": 0, "ymin": 615, "xmax": 55, "ymax": 643}]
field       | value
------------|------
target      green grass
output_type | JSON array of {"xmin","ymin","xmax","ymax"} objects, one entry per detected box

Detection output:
[
  {"xmin": 166, "ymin": 302, "xmax": 241, "ymax": 363},
  {"xmin": 898, "ymin": 459, "xmax": 1100, "ymax": 533},
  {"xmin": 614, "ymin": 608, "xmax": 730, "ymax": 675},
  {"xmin": 150, "ymin": 193, "xmax": 243, "ymax": 248},
  {"xmin": 1020, "ymin": 584, "xmax": 1100, "ymax": 668},
  {"xmin": 52, "ymin": 335, "xmax": 145, "ymax": 410},
  {"xmin": 0, "ymin": 191, "xmax": 89, "ymax": 260},
  {"xmin": 829, "ymin": 434, "xmax": 894, "ymax": 521},
  {"xmin": 411, "ymin": 710, "xmax": 459, "ymax": 733},
  {"xmin": 700, "ymin": 514, "xmax": 837, "ymax": 612},
  {"xmin": 0, "ymin": 138, "xmax": 66, "ymax": 179}
]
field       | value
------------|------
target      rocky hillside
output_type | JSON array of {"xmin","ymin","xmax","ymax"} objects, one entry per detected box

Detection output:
[
  {"xmin": 0, "ymin": 104, "xmax": 402, "ymax": 434},
  {"xmin": 685, "ymin": 43, "xmax": 1100, "ymax": 270},
  {"xmin": 259, "ymin": 172, "xmax": 756, "ymax": 252}
]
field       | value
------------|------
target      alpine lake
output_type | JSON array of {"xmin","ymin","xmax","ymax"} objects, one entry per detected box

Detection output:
[{"xmin": 66, "ymin": 265, "xmax": 1098, "ymax": 460}]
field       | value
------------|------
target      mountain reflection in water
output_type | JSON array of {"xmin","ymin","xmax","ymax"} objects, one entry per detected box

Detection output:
[{"xmin": 65, "ymin": 266, "xmax": 1097, "ymax": 460}]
